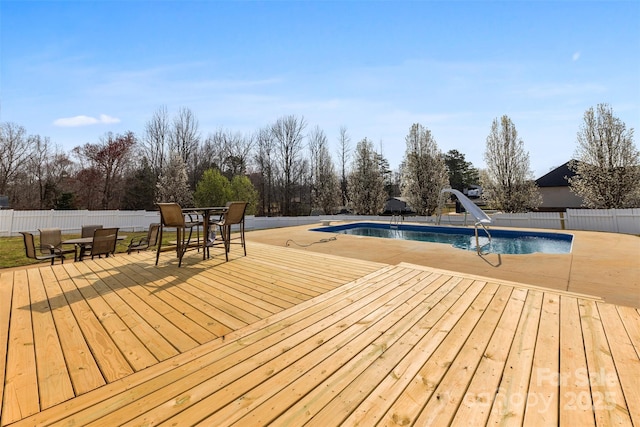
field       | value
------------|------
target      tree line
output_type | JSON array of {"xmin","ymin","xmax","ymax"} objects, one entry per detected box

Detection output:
[{"xmin": 1, "ymin": 103, "xmax": 637, "ymax": 215}]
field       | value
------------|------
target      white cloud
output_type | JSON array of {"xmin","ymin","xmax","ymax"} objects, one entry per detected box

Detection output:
[
  {"xmin": 53, "ymin": 114, "xmax": 120, "ymax": 127},
  {"xmin": 572, "ymin": 51, "xmax": 581, "ymax": 61}
]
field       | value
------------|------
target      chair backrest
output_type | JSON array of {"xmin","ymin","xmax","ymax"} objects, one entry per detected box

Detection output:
[
  {"xmin": 157, "ymin": 203, "xmax": 186, "ymax": 227},
  {"xmin": 147, "ymin": 223, "xmax": 161, "ymax": 246},
  {"xmin": 82, "ymin": 225, "xmax": 103, "ymax": 238},
  {"xmin": 20, "ymin": 232, "xmax": 38, "ymax": 259},
  {"xmin": 221, "ymin": 201, "xmax": 248, "ymax": 226},
  {"xmin": 39, "ymin": 228, "xmax": 62, "ymax": 253},
  {"xmin": 90, "ymin": 227, "xmax": 119, "ymax": 257}
]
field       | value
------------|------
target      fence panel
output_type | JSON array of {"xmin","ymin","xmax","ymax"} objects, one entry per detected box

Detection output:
[
  {"xmin": 566, "ymin": 208, "xmax": 640, "ymax": 234},
  {"xmin": 49, "ymin": 210, "xmax": 95, "ymax": 233},
  {"xmin": 0, "ymin": 210, "xmax": 14, "ymax": 236},
  {"xmin": 613, "ymin": 208, "xmax": 640, "ymax": 234},
  {"xmin": 492, "ymin": 213, "xmax": 531, "ymax": 228},
  {"xmin": 566, "ymin": 209, "xmax": 615, "ymax": 232}
]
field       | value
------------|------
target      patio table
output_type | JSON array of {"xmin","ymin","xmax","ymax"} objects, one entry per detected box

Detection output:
[{"xmin": 182, "ymin": 206, "xmax": 227, "ymax": 260}]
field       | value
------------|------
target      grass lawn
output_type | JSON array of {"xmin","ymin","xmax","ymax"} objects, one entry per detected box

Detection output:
[{"xmin": 0, "ymin": 231, "xmax": 179, "ymax": 269}]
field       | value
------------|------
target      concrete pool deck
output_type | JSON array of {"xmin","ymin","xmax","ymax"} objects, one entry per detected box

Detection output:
[{"xmin": 245, "ymin": 221, "xmax": 640, "ymax": 308}]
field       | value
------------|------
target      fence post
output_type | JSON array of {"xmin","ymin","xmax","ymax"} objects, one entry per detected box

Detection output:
[
  {"xmin": 9, "ymin": 209, "xmax": 15, "ymax": 237},
  {"xmin": 559, "ymin": 212, "xmax": 565, "ymax": 230}
]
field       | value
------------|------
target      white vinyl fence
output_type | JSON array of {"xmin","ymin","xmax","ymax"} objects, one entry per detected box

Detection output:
[
  {"xmin": 430, "ymin": 209, "xmax": 640, "ymax": 234},
  {"xmin": 0, "ymin": 208, "xmax": 639, "ymax": 237}
]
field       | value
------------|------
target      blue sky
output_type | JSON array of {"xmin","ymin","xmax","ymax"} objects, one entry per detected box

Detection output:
[{"xmin": 1, "ymin": 0, "xmax": 638, "ymax": 178}]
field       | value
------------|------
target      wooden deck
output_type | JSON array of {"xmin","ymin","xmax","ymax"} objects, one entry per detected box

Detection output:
[{"xmin": 1, "ymin": 242, "xmax": 638, "ymax": 426}]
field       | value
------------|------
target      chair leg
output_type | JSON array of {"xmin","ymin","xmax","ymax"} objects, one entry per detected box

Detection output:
[
  {"xmin": 225, "ymin": 225, "xmax": 231, "ymax": 261},
  {"xmin": 177, "ymin": 226, "xmax": 194, "ymax": 267},
  {"xmin": 241, "ymin": 222, "xmax": 246, "ymax": 256},
  {"xmin": 195, "ymin": 222, "xmax": 200, "ymax": 253},
  {"xmin": 177, "ymin": 227, "xmax": 184, "ymax": 267},
  {"xmin": 155, "ymin": 226, "xmax": 164, "ymax": 266}
]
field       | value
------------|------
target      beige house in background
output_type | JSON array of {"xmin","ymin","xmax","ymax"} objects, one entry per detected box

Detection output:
[{"xmin": 535, "ymin": 160, "xmax": 584, "ymax": 211}]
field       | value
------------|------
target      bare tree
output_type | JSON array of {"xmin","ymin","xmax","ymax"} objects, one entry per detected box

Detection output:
[
  {"xmin": 219, "ymin": 129, "xmax": 254, "ymax": 179},
  {"xmin": 272, "ymin": 115, "xmax": 307, "ymax": 216},
  {"xmin": 337, "ymin": 126, "xmax": 351, "ymax": 208},
  {"xmin": 569, "ymin": 103, "xmax": 640, "ymax": 208},
  {"xmin": 142, "ymin": 105, "xmax": 170, "ymax": 177},
  {"xmin": 482, "ymin": 115, "xmax": 541, "ymax": 212},
  {"xmin": 73, "ymin": 131, "xmax": 137, "ymax": 209},
  {"xmin": 401, "ymin": 123, "xmax": 449, "ymax": 216},
  {"xmin": 27, "ymin": 135, "xmax": 67, "ymax": 209},
  {"xmin": 0, "ymin": 122, "xmax": 32, "ymax": 197},
  {"xmin": 200, "ymin": 129, "xmax": 226, "ymax": 172},
  {"xmin": 348, "ymin": 138, "xmax": 387, "ymax": 215},
  {"xmin": 308, "ymin": 126, "xmax": 340, "ymax": 214},
  {"xmin": 254, "ymin": 126, "xmax": 278, "ymax": 215}
]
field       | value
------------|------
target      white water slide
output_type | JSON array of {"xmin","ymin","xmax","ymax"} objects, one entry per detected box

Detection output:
[
  {"xmin": 440, "ymin": 188, "xmax": 492, "ymax": 225},
  {"xmin": 440, "ymin": 188, "xmax": 492, "ymax": 254}
]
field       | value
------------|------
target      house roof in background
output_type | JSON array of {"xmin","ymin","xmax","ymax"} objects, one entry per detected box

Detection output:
[{"xmin": 535, "ymin": 160, "xmax": 577, "ymax": 187}]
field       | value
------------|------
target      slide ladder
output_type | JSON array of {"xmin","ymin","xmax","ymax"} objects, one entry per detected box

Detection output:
[
  {"xmin": 438, "ymin": 188, "xmax": 493, "ymax": 255},
  {"xmin": 390, "ymin": 214, "xmax": 403, "ymax": 226}
]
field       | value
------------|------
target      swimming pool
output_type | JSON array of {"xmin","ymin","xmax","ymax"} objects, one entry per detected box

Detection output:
[{"xmin": 311, "ymin": 222, "xmax": 573, "ymax": 254}]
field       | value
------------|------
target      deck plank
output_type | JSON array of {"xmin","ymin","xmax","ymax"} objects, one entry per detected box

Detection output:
[
  {"xmin": 52, "ymin": 264, "xmax": 135, "ymax": 382},
  {"xmin": 74, "ymin": 259, "xmax": 201, "ymax": 353},
  {"xmin": 26, "ymin": 268, "xmax": 75, "ymax": 409},
  {"xmin": 39, "ymin": 267, "xmax": 106, "ymax": 395},
  {"xmin": 97, "ymin": 258, "xmax": 230, "ymax": 339},
  {"xmin": 597, "ymin": 303, "xmax": 640, "ymax": 426},
  {"xmin": 74, "ymin": 260, "xmax": 179, "ymax": 362},
  {"xmin": 413, "ymin": 285, "xmax": 513, "ymax": 427},
  {"xmin": 558, "ymin": 296, "xmax": 596, "ymax": 427},
  {"xmin": 1, "ymin": 270, "xmax": 39, "ymax": 425},
  {"xmin": 216, "ymin": 270, "xmax": 447, "ymax": 426},
  {"xmin": 523, "ymin": 293, "xmax": 560, "ymax": 426},
  {"xmin": 617, "ymin": 305, "xmax": 640, "ymax": 358},
  {"xmin": 98, "ymin": 257, "xmax": 221, "ymax": 344},
  {"xmin": 486, "ymin": 290, "xmax": 543, "ymax": 426},
  {"xmin": 293, "ymin": 275, "xmax": 471, "ymax": 427},
  {"xmin": 579, "ymin": 300, "xmax": 632, "ymax": 426},
  {"xmin": 0, "ymin": 272, "xmax": 14, "ymax": 424},
  {"xmin": 90, "ymin": 266, "xmax": 416, "ymax": 426},
  {"xmin": 67, "ymin": 262, "xmax": 158, "ymax": 372},
  {"xmin": 100, "ymin": 264, "xmax": 235, "ymax": 340},
  {"xmin": 449, "ymin": 287, "xmax": 529, "ymax": 427},
  {"xmin": 377, "ymin": 280, "xmax": 495, "ymax": 426}
]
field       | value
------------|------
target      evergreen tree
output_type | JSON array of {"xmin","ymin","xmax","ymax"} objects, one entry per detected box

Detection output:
[
  {"xmin": 122, "ymin": 158, "xmax": 156, "ymax": 210},
  {"xmin": 444, "ymin": 149, "xmax": 479, "ymax": 192}
]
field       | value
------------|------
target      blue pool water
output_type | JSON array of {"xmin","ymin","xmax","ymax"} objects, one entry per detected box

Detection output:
[{"xmin": 311, "ymin": 222, "xmax": 573, "ymax": 255}]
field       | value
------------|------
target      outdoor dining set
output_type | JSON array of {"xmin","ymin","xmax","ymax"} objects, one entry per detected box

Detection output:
[{"xmin": 19, "ymin": 201, "xmax": 248, "ymax": 267}]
